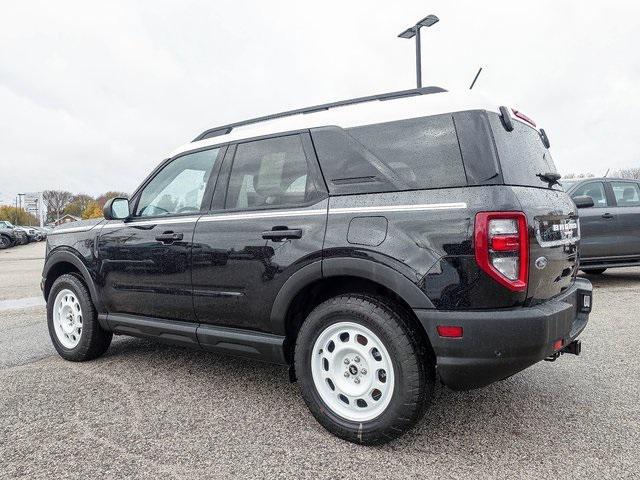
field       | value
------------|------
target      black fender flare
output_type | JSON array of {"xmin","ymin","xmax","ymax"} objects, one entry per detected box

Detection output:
[
  {"xmin": 269, "ymin": 258, "xmax": 434, "ymax": 336},
  {"xmin": 270, "ymin": 261, "xmax": 323, "ymax": 336},
  {"xmin": 42, "ymin": 250, "xmax": 104, "ymax": 313}
]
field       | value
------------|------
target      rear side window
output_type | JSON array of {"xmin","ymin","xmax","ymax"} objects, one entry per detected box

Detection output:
[
  {"xmin": 311, "ymin": 114, "xmax": 466, "ymax": 194},
  {"xmin": 611, "ymin": 181, "xmax": 640, "ymax": 207},
  {"xmin": 488, "ymin": 113, "xmax": 560, "ymax": 190},
  {"xmin": 225, "ymin": 135, "xmax": 313, "ymax": 210}
]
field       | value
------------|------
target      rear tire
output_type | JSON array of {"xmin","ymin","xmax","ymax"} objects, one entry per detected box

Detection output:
[
  {"xmin": 582, "ymin": 268, "xmax": 607, "ymax": 275},
  {"xmin": 47, "ymin": 274, "xmax": 112, "ymax": 361},
  {"xmin": 295, "ymin": 294, "xmax": 434, "ymax": 445}
]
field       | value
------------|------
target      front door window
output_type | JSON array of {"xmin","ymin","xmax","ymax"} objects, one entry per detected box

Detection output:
[{"xmin": 136, "ymin": 148, "xmax": 220, "ymax": 217}]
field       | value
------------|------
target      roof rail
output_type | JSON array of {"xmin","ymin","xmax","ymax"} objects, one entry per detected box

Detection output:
[{"xmin": 192, "ymin": 86, "xmax": 447, "ymax": 142}]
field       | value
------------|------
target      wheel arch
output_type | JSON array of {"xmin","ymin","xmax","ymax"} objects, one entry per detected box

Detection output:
[
  {"xmin": 271, "ymin": 258, "xmax": 436, "ymax": 364},
  {"xmin": 43, "ymin": 250, "xmax": 103, "ymax": 312}
]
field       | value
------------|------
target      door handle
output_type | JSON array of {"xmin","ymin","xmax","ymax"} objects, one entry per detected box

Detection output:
[
  {"xmin": 601, "ymin": 212, "xmax": 614, "ymax": 219},
  {"xmin": 261, "ymin": 228, "xmax": 303, "ymax": 241},
  {"xmin": 155, "ymin": 231, "xmax": 183, "ymax": 243}
]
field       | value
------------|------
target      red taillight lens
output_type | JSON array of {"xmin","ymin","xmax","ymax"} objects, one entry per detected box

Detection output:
[
  {"xmin": 474, "ymin": 212, "xmax": 529, "ymax": 292},
  {"xmin": 437, "ymin": 325, "xmax": 463, "ymax": 338},
  {"xmin": 490, "ymin": 234, "xmax": 520, "ymax": 252}
]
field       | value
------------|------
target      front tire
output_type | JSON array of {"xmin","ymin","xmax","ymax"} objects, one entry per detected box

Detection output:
[
  {"xmin": 47, "ymin": 274, "xmax": 112, "ymax": 361},
  {"xmin": 295, "ymin": 294, "xmax": 434, "ymax": 445},
  {"xmin": 0, "ymin": 235, "xmax": 11, "ymax": 249}
]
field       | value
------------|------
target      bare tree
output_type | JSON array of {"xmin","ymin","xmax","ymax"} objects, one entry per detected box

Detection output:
[
  {"xmin": 613, "ymin": 167, "xmax": 640, "ymax": 179},
  {"xmin": 563, "ymin": 172, "xmax": 594, "ymax": 179},
  {"xmin": 42, "ymin": 190, "xmax": 73, "ymax": 222}
]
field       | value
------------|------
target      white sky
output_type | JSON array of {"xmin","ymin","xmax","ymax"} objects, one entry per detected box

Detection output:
[{"xmin": 1, "ymin": 0, "xmax": 639, "ymax": 205}]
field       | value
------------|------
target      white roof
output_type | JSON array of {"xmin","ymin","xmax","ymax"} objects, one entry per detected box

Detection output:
[{"xmin": 170, "ymin": 90, "xmax": 506, "ymax": 158}]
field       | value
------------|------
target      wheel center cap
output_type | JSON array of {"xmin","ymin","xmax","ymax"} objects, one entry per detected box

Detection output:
[{"xmin": 348, "ymin": 364, "xmax": 358, "ymax": 375}]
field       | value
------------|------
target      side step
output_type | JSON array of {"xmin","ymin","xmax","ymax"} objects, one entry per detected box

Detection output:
[{"xmin": 98, "ymin": 313, "xmax": 287, "ymax": 364}]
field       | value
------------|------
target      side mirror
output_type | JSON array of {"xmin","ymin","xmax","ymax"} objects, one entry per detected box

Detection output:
[
  {"xmin": 103, "ymin": 197, "xmax": 130, "ymax": 220},
  {"xmin": 573, "ymin": 195, "xmax": 594, "ymax": 209}
]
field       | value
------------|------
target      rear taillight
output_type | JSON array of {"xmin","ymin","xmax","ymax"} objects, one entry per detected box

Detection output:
[{"xmin": 474, "ymin": 212, "xmax": 529, "ymax": 292}]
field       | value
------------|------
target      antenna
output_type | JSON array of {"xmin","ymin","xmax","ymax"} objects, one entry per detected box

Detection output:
[
  {"xmin": 469, "ymin": 67, "xmax": 482, "ymax": 90},
  {"xmin": 604, "ymin": 168, "xmax": 610, "ymax": 178}
]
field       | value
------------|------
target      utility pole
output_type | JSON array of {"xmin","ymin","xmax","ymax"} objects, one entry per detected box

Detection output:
[{"xmin": 398, "ymin": 14, "xmax": 439, "ymax": 88}]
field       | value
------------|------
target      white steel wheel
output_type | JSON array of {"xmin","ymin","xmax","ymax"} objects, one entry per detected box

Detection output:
[
  {"xmin": 52, "ymin": 288, "xmax": 83, "ymax": 349},
  {"xmin": 311, "ymin": 321, "xmax": 395, "ymax": 422}
]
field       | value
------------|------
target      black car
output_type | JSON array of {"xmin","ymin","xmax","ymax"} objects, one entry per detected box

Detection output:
[
  {"xmin": 42, "ymin": 88, "xmax": 592, "ymax": 444},
  {"xmin": 563, "ymin": 177, "xmax": 640, "ymax": 273},
  {"xmin": 0, "ymin": 221, "xmax": 19, "ymax": 249},
  {"xmin": 0, "ymin": 220, "xmax": 28, "ymax": 247}
]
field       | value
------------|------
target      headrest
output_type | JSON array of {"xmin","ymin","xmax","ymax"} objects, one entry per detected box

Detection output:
[
  {"xmin": 253, "ymin": 153, "xmax": 286, "ymax": 197},
  {"xmin": 622, "ymin": 187, "xmax": 635, "ymax": 200}
]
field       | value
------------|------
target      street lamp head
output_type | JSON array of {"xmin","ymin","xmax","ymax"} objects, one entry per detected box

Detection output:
[
  {"xmin": 418, "ymin": 14, "xmax": 439, "ymax": 28},
  {"xmin": 397, "ymin": 14, "xmax": 439, "ymax": 39},
  {"xmin": 398, "ymin": 27, "xmax": 416, "ymax": 39}
]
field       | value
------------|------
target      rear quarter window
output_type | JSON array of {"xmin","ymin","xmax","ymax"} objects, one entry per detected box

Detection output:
[
  {"xmin": 311, "ymin": 114, "xmax": 466, "ymax": 194},
  {"xmin": 488, "ymin": 113, "xmax": 560, "ymax": 190}
]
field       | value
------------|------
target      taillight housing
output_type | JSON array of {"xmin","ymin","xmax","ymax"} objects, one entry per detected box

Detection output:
[{"xmin": 474, "ymin": 212, "xmax": 529, "ymax": 292}]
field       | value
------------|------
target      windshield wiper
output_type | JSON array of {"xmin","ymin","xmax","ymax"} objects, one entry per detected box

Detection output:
[{"xmin": 536, "ymin": 172, "xmax": 561, "ymax": 187}]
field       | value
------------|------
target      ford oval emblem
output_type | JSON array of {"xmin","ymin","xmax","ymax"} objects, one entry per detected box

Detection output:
[{"xmin": 535, "ymin": 257, "xmax": 548, "ymax": 270}]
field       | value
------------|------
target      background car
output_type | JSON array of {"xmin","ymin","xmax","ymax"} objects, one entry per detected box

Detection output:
[
  {"xmin": 17, "ymin": 225, "xmax": 40, "ymax": 242},
  {"xmin": 563, "ymin": 177, "xmax": 640, "ymax": 273},
  {"xmin": 0, "ymin": 221, "xmax": 19, "ymax": 249}
]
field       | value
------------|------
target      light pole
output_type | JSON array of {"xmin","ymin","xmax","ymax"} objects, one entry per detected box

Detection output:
[
  {"xmin": 18, "ymin": 193, "xmax": 25, "ymax": 224},
  {"xmin": 398, "ymin": 14, "xmax": 439, "ymax": 88}
]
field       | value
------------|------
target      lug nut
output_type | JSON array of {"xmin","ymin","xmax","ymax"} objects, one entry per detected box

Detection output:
[
  {"xmin": 354, "ymin": 356, "xmax": 360, "ymax": 363},
  {"xmin": 344, "ymin": 358, "xmax": 350, "ymax": 365},
  {"xmin": 354, "ymin": 378, "xmax": 360, "ymax": 384},
  {"xmin": 344, "ymin": 371, "xmax": 349, "ymax": 377},
  {"xmin": 361, "ymin": 368, "xmax": 367, "ymax": 375}
]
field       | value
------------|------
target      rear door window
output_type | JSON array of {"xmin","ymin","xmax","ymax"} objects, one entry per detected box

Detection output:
[
  {"xmin": 571, "ymin": 181, "xmax": 608, "ymax": 207},
  {"xmin": 611, "ymin": 181, "xmax": 640, "ymax": 207},
  {"xmin": 488, "ymin": 113, "xmax": 560, "ymax": 190},
  {"xmin": 311, "ymin": 114, "xmax": 466, "ymax": 194},
  {"xmin": 225, "ymin": 135, "xmax": 314, "ymax": 210}
]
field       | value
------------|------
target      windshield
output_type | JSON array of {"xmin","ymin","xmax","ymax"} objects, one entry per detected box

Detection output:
[
  {"xmin": 488, "ymin": 113, "xmax": 561, "ymax": 190},
  {"xmin": 0, "ymin": 221, "xmax": 14, "ymax": 228}
]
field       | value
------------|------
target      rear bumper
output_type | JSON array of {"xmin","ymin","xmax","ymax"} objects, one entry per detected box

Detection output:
[{"xmin": 414, "ymin": 278, "xmax": 592, "ymax": 390}]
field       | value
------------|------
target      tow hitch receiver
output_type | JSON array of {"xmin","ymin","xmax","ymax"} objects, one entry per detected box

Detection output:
[{"xmin": 545, "ymin": 340, "xmax": 581, "ymax": 362}]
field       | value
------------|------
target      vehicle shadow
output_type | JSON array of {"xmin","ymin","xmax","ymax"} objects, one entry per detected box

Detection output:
[
  {"xmin": 100, "ymin": 335, "xmax": 586, "ymax": 450},
  {"xmin": 578, "ymin": 268, "xmax": 640, "ymax": 288}
]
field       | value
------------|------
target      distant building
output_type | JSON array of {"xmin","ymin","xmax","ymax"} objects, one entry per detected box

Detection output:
[
  {"xmin": 50, "ymin": 214, "xmax": 80, "ymax": 226},
  {"xmin": 24, "ymin": 192, "xmax": 46, "ymax": 227}
]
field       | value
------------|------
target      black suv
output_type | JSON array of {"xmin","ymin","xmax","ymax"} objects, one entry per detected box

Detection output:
[{"xmin": 43, "ymin": 88, "xmax": 592, "ymax": 444}]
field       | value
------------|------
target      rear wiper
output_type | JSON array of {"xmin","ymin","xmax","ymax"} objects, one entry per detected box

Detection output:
[{"xmin": 536, "ymin": 172, "xmax": 561, "ymax": 187}]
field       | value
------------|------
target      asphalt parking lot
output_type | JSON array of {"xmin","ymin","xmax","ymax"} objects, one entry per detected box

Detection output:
[{"xmin": 1, "ymin": 242, "xmax": 638, "ymax": 479}]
